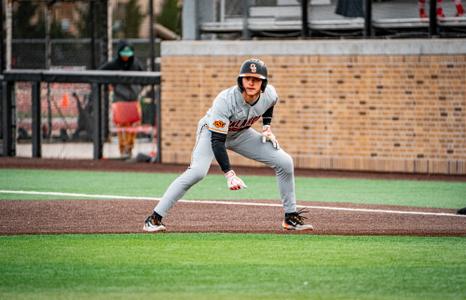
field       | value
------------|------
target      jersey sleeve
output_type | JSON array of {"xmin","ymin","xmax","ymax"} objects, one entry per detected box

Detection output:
[
  {"xmin": 206, "ymin": 96, "xmax": 231, "ymax": 135},
  {"xmin": 266, "ymin": 85, "xmax": 279, "ymax": 106}
]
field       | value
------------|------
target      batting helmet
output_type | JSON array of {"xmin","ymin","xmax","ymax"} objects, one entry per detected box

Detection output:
[{"xmin": 237, "ymin": 58, "xmax": 268, "ymax": 92}]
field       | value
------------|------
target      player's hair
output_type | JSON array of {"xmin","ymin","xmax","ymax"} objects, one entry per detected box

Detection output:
[{"xmin": 237, "ymin": 58, "xmax": 268, "ymax": 92}]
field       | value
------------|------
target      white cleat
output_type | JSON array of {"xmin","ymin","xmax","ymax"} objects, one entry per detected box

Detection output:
[
  {"xmin": 282, "ymin": 221, "xmax": 314, "ymax": 231},
  {"xmin": 143, "ymin": 215, "xmax": 167, "ymax": 232},
  {"xmin": 282, "ymin": 208, "xmax": 314, "ymax": 231}
]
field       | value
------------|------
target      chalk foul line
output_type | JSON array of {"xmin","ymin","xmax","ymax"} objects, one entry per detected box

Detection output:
[{"xmin": 0, "ymin": 189, "xmax": 464, "ymax": 218}]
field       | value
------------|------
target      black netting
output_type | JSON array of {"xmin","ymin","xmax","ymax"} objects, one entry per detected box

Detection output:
[
  {"xmin": 51, "ymin": 40, "xmax": 94, "ymax": 68},
  {"xmin": 12, "ymin": 39, "xmax": 160, "ymax": 71},
  {"xmin": 12, "ymin": 41, "xmax": 46, "ymax": 69}
]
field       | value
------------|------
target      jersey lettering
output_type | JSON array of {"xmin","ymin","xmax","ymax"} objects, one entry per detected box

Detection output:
[{"xmin": 229, "ymin": 116, "xmax": 261, "ymax": 132}]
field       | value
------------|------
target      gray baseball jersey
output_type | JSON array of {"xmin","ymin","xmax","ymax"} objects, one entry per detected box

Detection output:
[
  {"xmin": 154, "ymin": 84, "xmax": 297, "ymax": 217},
  {"xmin": 203, "ymin": 84, "xmax": 278, "ymax": 136}
]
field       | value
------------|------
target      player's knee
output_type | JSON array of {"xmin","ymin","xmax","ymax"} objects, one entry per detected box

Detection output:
[
  {"xmin": 276, "ymin": 152, "xmax": 294, "ymax": 174},
  {"xmin": 187, "ymin": 167, "xmax": 208, "ymax": 183}
]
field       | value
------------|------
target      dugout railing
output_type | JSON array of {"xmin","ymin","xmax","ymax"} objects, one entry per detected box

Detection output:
[{"xmin": 1, "ymin": 69, "xmax": 161, "ymax": 161}]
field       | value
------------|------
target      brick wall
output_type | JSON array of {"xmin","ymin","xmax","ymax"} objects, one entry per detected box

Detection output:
[{"xmin": 160, "ymin": 41, "xmax": 466, "ymax": 174}]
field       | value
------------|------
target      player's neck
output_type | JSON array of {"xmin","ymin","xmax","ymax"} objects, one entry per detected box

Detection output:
[{"xmin": 242, "ymin": 92, "xmax": 260, "ymax": 105}]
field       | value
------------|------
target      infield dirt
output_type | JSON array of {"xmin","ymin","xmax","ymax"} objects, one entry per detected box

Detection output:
[{"xmin": 1, "ymin": 157, "xmax": 465, "ymax": 236}]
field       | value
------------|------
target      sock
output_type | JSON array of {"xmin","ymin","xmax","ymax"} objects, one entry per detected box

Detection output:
[{"xmin": 152, "ymin": 211, "xmax": 163, "ymax": 222}]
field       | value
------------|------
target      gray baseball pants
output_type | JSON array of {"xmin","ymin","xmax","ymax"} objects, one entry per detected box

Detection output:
[{"xmin": 154, "ymin": 123, "xmax": 297, "ymax": 216}]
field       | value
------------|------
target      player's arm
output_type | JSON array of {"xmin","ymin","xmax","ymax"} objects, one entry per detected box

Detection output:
[
  {"xmin": 207, "ymin": 95, "xmax": 247, "ymax": 190},
  {"xmin": 211, "ymin": 131, "xmax": 230, "ymax": 173},
  {"xmin": 262, "ymin": 105, "xmax": 274, "ymax": 126},
  {"xmin": 210, "ymin": 131, "xmax": 247, "ymax": 190},
  {"xmin": 261, "ymin": 105, "xmax": 280, "ymax": 149}
]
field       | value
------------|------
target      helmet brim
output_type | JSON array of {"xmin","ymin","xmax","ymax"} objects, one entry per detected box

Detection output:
[{"xmin": 238, "ymin": 73, "xmax": 266, "ymax": 80}]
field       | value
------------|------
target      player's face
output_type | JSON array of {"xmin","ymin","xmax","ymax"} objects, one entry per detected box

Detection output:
[{"xmin": 242, "ymin": 76, "xmax": 262, "ymax": 99}]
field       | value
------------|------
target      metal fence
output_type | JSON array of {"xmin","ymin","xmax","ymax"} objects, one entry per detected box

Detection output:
[{"xmin": 2, "ymin": 70, "xmax": 161, "ymax": 160}]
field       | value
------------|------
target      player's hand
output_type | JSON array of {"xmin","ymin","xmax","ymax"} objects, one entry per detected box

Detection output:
[
  {"xmin": 224, "ymin": 170, "xmax": 247, "ymax": 190},
  {"xmin": 261, "ymin": 125, "xmax": 280, "ymax": 150}
]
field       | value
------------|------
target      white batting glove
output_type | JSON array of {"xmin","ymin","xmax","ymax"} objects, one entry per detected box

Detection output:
[
  {"xmin": 261, "ymin": 125, "xmax": 280, "ymax": 150},
  {"xmin": 224, "ymin": 170, "xmax": 247, "ymax": 190}
]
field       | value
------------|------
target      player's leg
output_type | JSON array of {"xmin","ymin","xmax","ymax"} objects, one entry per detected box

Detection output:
[
  {"xmin": 144, "ymin": 125, "xmax": 214, "ymax": 232},
  {"xmin": 116, "ymin": 122, "xmax": 132, "ymax": 158},
  {"xmin": 117, "ymin": 127, "xmax": 125, "ymax": 157},
  {"xmin": 154, "ymin": 125, "xmax": 214, "ymax": 217},
  {"xmin": 227, "ymin": 128, "xmax": 296, "ymax": 213},
  {"xmin": 227, "ymin": 128, "xmax": 313, "ymax": 231},
  {"xmin": 127, "ymin": 128, "xmax": 136, "ymax": 157}
]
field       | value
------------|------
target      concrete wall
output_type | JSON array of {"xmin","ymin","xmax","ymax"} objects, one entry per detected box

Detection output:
[{"xmin": 160, "ymin": 39, "xmax": 466, "ymax": 174}]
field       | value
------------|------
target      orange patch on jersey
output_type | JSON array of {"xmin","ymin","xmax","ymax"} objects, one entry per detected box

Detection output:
[{"xmin": 213, "ymin": 120, "xmax": 226, "ymax": 128}]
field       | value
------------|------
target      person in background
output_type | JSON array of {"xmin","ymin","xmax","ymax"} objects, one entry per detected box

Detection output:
[
  {"xmin": 99, "ymin": 40, "xmax": 145, "ymax": 159},
  {"xmin": 418, "ymin": 0, "xmax": 464, "ymax": 18}
]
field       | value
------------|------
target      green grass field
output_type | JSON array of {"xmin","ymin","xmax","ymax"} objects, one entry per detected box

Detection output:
[
  {"xmin": 1, "ymin": 234, "xmax": 465, "ymax": 300},
  {"xmin": 1, "ymin": 168, "xmax": 466, "ymax": 299},
  {"xmin": 1, "ymin": 168, "xmax": 466, "ymax": 208}
]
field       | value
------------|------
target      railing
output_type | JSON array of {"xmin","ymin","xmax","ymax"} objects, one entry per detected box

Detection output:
[
  {"xmin": 201, "ymin": 0, "xmax": 466, "ymax": 38},
  {"xmin": 2, "ymin": 69, "xmax": 161, "ymax": 160}
]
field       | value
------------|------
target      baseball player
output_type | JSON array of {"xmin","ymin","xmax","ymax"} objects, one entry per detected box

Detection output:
[{"xmin": 143, "ymin": 58, "xmax": 313, "ymax": 232}]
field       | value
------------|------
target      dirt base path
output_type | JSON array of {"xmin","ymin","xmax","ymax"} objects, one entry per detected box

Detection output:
[
  {"xmin": 1, "ymin": 199, "xmax": 465, "ymax": 236},
  {"xmin": 1, "ymin": 157, "xmax": 465, "ymax": 236}
]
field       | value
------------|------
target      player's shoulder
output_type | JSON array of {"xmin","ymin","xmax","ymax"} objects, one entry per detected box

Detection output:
[
  {"xmin": 212, "ymin": 86, "xmax": 239, "ymax": 110},
  {"xmin": 262, "ymin": 84, "xmax": 278, "ymax": 103},
  {"xmin": 219, "ymin": 85, "xmax": 237, "ymax": 96},
  {"xmin": 263, "ymin": 84, "xmax": 278, "ymax": 97}
]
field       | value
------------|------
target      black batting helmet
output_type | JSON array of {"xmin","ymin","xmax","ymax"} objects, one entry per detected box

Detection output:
[{"xmin": 237, "ymin": 58, "xmax": 268, "ymax": 92}]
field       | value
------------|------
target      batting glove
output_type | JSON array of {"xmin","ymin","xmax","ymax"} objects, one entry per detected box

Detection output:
[
  {"xmin": 261, "ymin": 125, "xmax": 280, "ymax": 150},
  {"xmin": 225, "ymin": 170, "xmax": 247, "ymax": 190}
]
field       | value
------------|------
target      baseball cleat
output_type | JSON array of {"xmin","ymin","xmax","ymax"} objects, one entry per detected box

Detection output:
[
  {"xmin": 282, "ymin": 208, "xmax": 314, "ymax": 231},
  {"xmin": 143, "ymin": 214, "xmax": 166, "ymax": 232}
]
